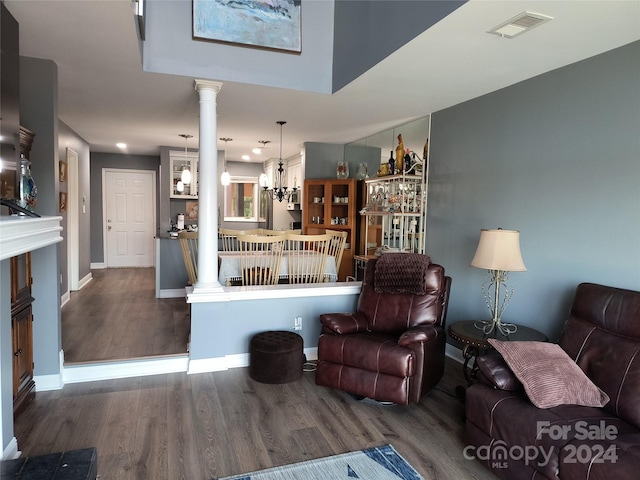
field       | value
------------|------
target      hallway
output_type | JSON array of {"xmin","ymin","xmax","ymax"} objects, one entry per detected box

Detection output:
[{"xmin": 61, "ymin": 268, "xmax": 190, "ymax": 363}]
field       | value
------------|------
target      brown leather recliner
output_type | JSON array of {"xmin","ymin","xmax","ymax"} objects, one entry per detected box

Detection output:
[
  {"xmin": 465, "ymin": 283, "xmax": 640, "ymax": 479},
  {"xmin": 315, "ymin": 254, "xmax": 451, "ymax": 405}
]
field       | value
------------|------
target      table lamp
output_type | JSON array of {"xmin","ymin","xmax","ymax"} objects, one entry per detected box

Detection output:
[{"xmin": 470, "ymin": 228, "xmax": 526, "ymax": 335}]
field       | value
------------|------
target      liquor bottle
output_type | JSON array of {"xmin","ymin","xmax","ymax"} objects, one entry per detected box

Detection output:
[
  {"xmin": 404, "ymin": 148, "xmax": 412, "ymax": 173},
  {"xmin": 395, "ymin": 134, "xmax": 404, "ymax": 172},
  {"xmin": 388, "ymin": 151, "xmax": 395, "ymax": 175}
]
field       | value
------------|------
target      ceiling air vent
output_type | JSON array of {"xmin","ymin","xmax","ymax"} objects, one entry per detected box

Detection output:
[{"xmin": 488, "ymin": 11, "xmax": 553, "ymax": 39}]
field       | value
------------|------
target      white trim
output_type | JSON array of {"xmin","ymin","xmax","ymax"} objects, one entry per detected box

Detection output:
[
  {"xmin": 187, "ymin": 282, "xmax": 362, "ymax": 303},
  {"xmin": 187, "ymin": 356, "xmax": 229, "ymax": 374},
  {"xmin": 1, "ymin": 437, "xmax": 20, "ymax": 461},
  {"xmin": 63, "ymin": 355, "xmax": 189, "ymax": 384},
  {"xmin": 60, "ymin": 291, "xmax": 71, "ymax": 308},
  {"xmin": 445, "ymin": 343, "xmax": 464, "ymax": 365},
  {"xmin": 78, "ymin": 272, "xmax": 92, "ymax": 290},
  {"xmin": 90, "ymin": 262, "xmax": 105, "ymax": 269},
  {"xmin": 34, "ymin": 373, "xmax": 64, "ymax": 392},
  {"xmin": 187, "ymin": 346, "xmax": 318, "ymax": 375},
  {"xmin": 0, "ymin": 216, "xmax": 63, "ymax": 260},
  {"xmin": 67, "ymin": 147, "xmax": 80, "ymax": 291},
  {"xmin": 34, "ymin": 349, "xmax": 65, "ymax": 391},
  {"xmin": 159, "ymin": 288, "xmax": 187, "ymax": 299}
]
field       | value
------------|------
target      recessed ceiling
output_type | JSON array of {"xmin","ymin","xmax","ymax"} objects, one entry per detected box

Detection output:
[{"xmin": 5, "ymin": 0, "xmax": 640, "ymax": 162}]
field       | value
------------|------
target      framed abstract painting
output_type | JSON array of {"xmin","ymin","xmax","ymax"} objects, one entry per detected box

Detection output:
[{"xmin": 193, "ymin": 0, "xmax": 301, "ymax": 53}]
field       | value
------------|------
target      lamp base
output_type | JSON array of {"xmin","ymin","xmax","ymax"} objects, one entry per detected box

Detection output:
[{"xmin": 474, "ymin": 318, "xmax": 518, "ymax": 336}]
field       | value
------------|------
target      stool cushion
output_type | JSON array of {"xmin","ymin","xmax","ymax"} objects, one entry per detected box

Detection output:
[{"xmin": 249, "ymin": 331, "xmax": 303, "ymax": 384}]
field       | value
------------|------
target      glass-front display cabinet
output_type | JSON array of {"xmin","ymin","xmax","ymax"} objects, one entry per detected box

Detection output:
[
  {"xmin": 342, "ymin": 116, "xmax": 430, "ymax": 279},
  {"xmin": 170, "ymin": 150, "xmax": 198, "ymax": 198},
  {"xmin": 344, "ymin": 115, "xmax": 430, "ymax": 259},
  {"xmin": 361, "ymin": 173, "xmax": 426, "ymax": 255}
]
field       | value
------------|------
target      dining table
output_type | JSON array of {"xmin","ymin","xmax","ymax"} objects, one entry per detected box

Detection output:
[{"xmin": 218, "ymin": 251, "xmax": 338, "ymax": 286}]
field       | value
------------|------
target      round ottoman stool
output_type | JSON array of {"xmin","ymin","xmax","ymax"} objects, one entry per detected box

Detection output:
[{"xmin": 249, "ymin": 331, "xmax": 303, "ymax": 384}]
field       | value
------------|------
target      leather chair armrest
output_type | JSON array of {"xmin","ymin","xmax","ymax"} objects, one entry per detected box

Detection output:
[
  {"xmin": 319, "ymin": 312, "xmax": 368, "ymax": 334},
  {"xmin": 398, "ymin": 325, "xmax": 442, "ymax": 346},
  {"xmin": 477, "ymin": 354, "xmax": 522, "ymax": 391}
]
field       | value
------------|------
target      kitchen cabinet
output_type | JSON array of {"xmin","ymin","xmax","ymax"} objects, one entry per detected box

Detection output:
[
  {"xmin": 170, "ymin": 150, "xmax": 198, "ymax": 198},
  {"xmin": 303, "ymin": 178, "xmax": 359, "ymax": 280}
]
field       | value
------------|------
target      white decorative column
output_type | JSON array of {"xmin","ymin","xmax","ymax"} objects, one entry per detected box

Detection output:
[{"xmin": 192, "ymin": 79, "xmax": 223, "ymax": 293}]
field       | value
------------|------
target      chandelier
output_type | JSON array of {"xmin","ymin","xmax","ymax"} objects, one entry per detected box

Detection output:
[
  {"xmin": 220, "ymin": 137, "xmax": 232, "ymax": 186},
  {"xmin": 178, "ymin": 134, "xmax": 193, "ymax": 190},
  {"xmin": 259, "ymin": 121, "xmax": 297, "ymax": 203}
]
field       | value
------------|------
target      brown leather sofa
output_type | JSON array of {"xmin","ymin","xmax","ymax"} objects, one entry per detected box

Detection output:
[
  {"xmin": 315, "ymin": 254, "xmax": 451, "ymax": 405},
  {"xmin": 465, "ymin": 283, "xmax": 640, "ymax": 479}
]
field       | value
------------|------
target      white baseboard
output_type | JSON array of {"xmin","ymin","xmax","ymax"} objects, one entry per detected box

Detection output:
[
  {"xmin": 159, "ymin": 288, "xmax": 187, "ymax": 299},
  {"xmin": 445, "ymin": 343, "xmax": 464, "ymax": 365},
  {"xmin": 187, "ymin": 356, "xmax": 230, "ymax": 374},
  {"xmin": 34, "ymin": 373, "xmax": 64, "ymax": 392},
  {"xmin": 78, "ymin": 272, "xmax": 93, "ymax": 289},
  {"xmin": 2, "ymin": 437, "xmax": 20, "ymax": 461},
  {"xmin": 90, "ymin": 262, "xmax": 105, "ymax": 269},
  {"xmin": 60, "ymin": 291, "xmax": 71, "ymax": 308},
  {"xmin": 63, "ymin": 355, "xmax": 189, "ymax": 384},
  {"xmin": 187, "ymin": 347, "xmax": 318, "ymax": 375}
]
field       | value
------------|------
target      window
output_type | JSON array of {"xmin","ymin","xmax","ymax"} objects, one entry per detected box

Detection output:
[{"xmin": 223, "ymin": 176, "xmax": 265, "ymax": 222}]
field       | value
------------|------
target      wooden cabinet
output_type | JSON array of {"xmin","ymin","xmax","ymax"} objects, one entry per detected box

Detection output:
[
  {"xmin": 303, "ymin": 179, "xmax": 359, "ymax": 280},
  {"xmin": 10, "ymin": 252, "xmax": 35, "ymax": 416}
]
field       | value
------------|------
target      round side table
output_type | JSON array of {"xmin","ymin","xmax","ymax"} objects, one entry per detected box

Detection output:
[{"xmin": 448, "ymin": 320, "xmax": 548, "ymax": 386}]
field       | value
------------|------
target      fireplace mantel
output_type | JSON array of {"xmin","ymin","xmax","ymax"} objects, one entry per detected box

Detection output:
[{"xmin": 0, "ymin": 215, "xmax": 63, "ymax": 260}]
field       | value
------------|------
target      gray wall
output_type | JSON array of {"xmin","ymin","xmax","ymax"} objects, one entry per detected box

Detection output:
[
  {"xmin": 190, "ymin": 294, "xmax": 358, "ymax": 361},
  {"xmin": 90, "ymin": 152, "xmax": 160, "ymax": 264},
  {"xmin": 143, "ymin": 0, "xmax": 335, "ymax": 94},
  {"xmin": 19, "ymin": 57, "xmax": 63, "ymax": 378},
  {"xmin": 428, "ymin": 41, "xmax": 640, "ymax": 343},
  {"xmin": 303, "ymin": 142, "xmax": 346, "ymax": 180},
  {"xmin": 332, "ymin": 0, "xmax": 466, "ymax": 92}
]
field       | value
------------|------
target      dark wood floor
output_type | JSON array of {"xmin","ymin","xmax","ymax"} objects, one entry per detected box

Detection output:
[
  {"xmin": 40, "ymin": 266, "xmax": 498, "ymax": 479},
  {"xmin": 62, "ymin": 268, "xmax": 190, "ymax": 363},
  {"xmin": 15, "ymin": 359, "xmax": 497, "ymax": 480}
]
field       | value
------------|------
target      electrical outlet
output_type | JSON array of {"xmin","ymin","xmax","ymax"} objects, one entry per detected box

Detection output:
[{"xmin": 294, "ymin": 316, "xmax": 302, "ymax": 331}]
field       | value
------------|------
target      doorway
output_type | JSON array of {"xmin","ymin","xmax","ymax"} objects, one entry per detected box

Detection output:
[{"xmin": 102, "ymin": 168, "xmax": 156, "ymax": 267}]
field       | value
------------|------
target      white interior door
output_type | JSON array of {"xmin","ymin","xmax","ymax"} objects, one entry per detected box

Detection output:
[{"xmin": 104, "ymin": 169, "xmax": 156, "ymax": 267}]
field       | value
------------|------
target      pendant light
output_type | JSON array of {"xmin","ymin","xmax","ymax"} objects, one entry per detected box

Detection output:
[
  {"xmin": 220, "ymin": 137, "xmax": 232, "ymax": 186},
  {"xmin": 262, "ymin": 121, "xmax": 297, "ymax": 203},
  {"xmin": 179, "ymin": 134, "xmax": 193, "ymax": 185}
]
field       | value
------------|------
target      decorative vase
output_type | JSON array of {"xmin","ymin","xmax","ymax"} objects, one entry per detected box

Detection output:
[
  {"xmin": 18, "ymin": 126, "xmax": 37, "ymax": 213},
  {"xmin": 355, "ymin": 162, "xmax": 368, "ymax": 180},
  {"xmin": 18, "ymin": 157, "xmax": 37, "ymax": 212},
  {"xmin": 336, "ymin": 161, "xmax": 349, "ymax": 179}
]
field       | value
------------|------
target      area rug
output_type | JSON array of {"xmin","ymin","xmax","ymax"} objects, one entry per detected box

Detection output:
[{"xmin": 218, "ymin": 444, "xmax": 423, "ymax": 479}]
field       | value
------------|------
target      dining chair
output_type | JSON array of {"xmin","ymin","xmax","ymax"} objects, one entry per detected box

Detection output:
[
  {"xmin": 257, "ymin": 229, "xmax": 286, "ymax": 236},
  {"xmin": 284, "ymin": 233, "xmax": 331, "ymax": 284},
  {"xmin": 219, "ymin": 228, "xmax": 261, "ymax": 251},
  {"xmin": 236, "ymin": 234, "xmax": 286, "ymax": 286},
  {"xmin": 325, "ymin": 229, "xmax": 348, "ymax": 277},
  {"xmin": 178, "ymin": 231, "xmax": 198, "ymax": 286}
]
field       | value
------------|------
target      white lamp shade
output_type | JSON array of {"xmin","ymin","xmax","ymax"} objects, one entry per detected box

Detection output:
[
  {"xmin": 220, "ymin": 170, "xmax": 231, "ymax": 186},
  {"xmin": 470, "ymin": 229, "xmax": 526, "ymax": 271},
  {"xmin": 259, "ymin": 173, "xmax": 269, "ymax": 188},
  {"xmin": 181, "ymin": 167, "xmax": 191, "ymax": 185},
  {"xmin": 176, "ymin": 180, "xmax": 184, "ymax": 193}
]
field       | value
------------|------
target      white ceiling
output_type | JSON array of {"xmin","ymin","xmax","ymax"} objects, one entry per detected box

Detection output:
[{"xmin": 5, "ymin": 0, "xmax": 640, "ymax": 162}]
